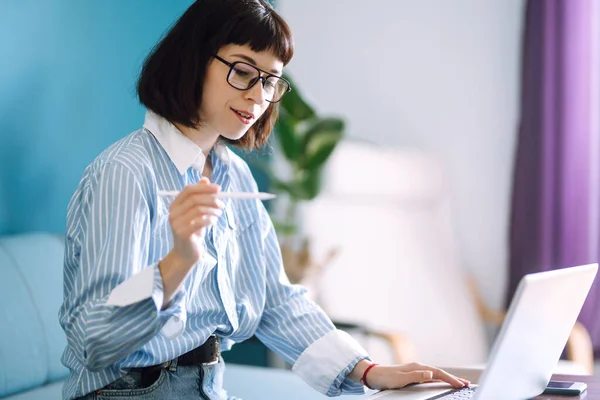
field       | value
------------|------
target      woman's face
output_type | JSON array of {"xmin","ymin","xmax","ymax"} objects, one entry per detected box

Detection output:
[{"xmin": 200, "ymin": 43, "xmax": 284, "ymax": 141}]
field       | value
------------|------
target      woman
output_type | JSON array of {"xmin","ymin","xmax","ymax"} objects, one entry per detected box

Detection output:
[{"xmin": 58, "ymin": 0, "xmax": 470, "ymax": 399}]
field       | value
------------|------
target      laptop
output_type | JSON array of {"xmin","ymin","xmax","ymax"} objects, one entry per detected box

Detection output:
[{"xmin": 370, "ymin": 264, "xmax": 598, "ymax": 400}]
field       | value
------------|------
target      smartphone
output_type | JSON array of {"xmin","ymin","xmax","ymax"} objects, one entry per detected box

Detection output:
[{"xmin": 542, "ymin": 380, "xmax": 587, "ymax": 396}]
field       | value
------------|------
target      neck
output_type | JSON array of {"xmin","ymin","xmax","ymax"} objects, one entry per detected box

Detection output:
[{"xmin": 174, "ymin": 122, "xmax": 219, "ymax": 158}]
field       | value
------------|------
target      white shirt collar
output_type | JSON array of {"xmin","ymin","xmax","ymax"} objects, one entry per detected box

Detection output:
[{"xmin": 143, "ymin": 110, "xmax": 230, "ymax": 175}]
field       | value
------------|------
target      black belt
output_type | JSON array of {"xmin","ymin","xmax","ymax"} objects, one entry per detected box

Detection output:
[
  {"xmin": 131, "ymin": 334, "xmax": 220, "ymax": 373},
  {"xmin": 177, "ymin": 334, "xmax": 220, "ymax": 366},
  {"xmin": 96, "ymin": 336, "xmax": 221, "ymax": 393}
]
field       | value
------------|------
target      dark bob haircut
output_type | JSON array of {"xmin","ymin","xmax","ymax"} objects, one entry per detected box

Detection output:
[{"xmin": 137, "ymin": 0, "xmax": 294, "ymax": 150}]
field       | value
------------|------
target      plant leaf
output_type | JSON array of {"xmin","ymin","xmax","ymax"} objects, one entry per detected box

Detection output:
[
  {"xmin": 272, "ymin": 220, "xmax": 297, "ymax": 236},
  {"xmin": 281, "ymin": 74, "xmax": 316, "ymax": 122},
  {"xmin": 302, "ymin": 118, "xmax": 344, "ymax": 170},
  {"xmin": 299, "ymin": 168, "xmax": 322, "ymax": 200},
  {"xmin": 270, "ymin": 176, "xmax": 307, "ymax": 199},
  {"xmin": 275, "ymin": 109, "xmax": 301, "ymax": 162}
]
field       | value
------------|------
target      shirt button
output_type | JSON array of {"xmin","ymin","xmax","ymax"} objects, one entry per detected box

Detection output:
[{"xmin": 161, "ymin": 316, "xmax": 184, "ymax": 340}]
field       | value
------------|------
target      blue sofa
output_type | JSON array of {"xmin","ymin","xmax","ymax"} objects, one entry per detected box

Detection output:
[
  {"xmin": 0, "ymin": 232, "xmax": 362, "ymax": 399},
  {"xmin": 1, "ymin": 233, "xmax": 68, "ymax": 399}
]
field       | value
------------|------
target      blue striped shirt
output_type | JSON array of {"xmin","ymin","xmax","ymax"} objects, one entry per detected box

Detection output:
[{"xmin": 58, "ymin": 111, "xmax": 369, "ymax": 399}]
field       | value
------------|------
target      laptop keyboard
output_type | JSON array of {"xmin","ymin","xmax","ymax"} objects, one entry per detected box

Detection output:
[{"xmin": 431, "ymin": 387, "xmax": 477, "ymax": 399}]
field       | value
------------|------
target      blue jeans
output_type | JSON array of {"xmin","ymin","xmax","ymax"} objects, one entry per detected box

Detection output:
[{"xmin": 78, "ymin": 358, "xmax": 239, "ymax": 400}]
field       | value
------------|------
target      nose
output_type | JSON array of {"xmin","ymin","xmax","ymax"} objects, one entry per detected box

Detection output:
[{"xmin": 244, "ymin": 78, "xmax": 267, "ymax": 105}]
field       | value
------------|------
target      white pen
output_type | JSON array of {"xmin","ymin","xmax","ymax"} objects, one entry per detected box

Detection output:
[{"xmin": 157, "ymin": 190, "xmax": 276, "ymax": 200}]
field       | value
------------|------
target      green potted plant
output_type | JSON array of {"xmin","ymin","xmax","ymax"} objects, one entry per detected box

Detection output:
[{"xmin": 255, "ymin": 74, "xmax": 345, "ymax": 284}]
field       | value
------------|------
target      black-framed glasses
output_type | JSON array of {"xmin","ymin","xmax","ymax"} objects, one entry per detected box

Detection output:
[{"xmin": 213, "ymin": 54, "xmax": 291, "ymax": 103}]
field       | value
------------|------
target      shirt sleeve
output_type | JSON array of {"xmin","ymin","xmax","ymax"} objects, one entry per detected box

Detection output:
[
  {"xmin": 253, "ymin": 207, "xmax": 370, "ymax": 396},
  {"xmin": 60, "ymin": 162, "xmax": 184, "ymax": 372}
]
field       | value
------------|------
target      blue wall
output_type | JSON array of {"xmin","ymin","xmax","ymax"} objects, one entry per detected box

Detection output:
[{"xmin": 1, "ymin": 0, "xmax": 274, "ymax": 235}]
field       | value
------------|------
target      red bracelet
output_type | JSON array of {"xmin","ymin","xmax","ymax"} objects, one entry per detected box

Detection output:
[{"xmin": 360, "ymin": 363, "xmax": 379, "ymax": 389}]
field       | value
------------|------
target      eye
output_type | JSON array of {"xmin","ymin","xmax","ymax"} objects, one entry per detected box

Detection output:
[
  {"xmin": 231, "ymin": 63, "xmax": 258, "ymax": 80},
  {"xmin": 265, "ymin": 77, "xmax": 281, "ymax": 89},
  {"xmin": 233, "ymin": 67, "xmax": 252, "ymax": 78}
]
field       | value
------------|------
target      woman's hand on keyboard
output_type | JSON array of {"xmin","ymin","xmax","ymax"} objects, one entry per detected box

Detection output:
[{"xmin": 354, "ymin": 361, "xmax": 471, "ymax": 390}]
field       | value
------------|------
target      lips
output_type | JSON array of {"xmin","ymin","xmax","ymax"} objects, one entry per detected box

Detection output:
[{"xmin": 231, "ymin": 108, "xmax": 255, "ymax": 120}]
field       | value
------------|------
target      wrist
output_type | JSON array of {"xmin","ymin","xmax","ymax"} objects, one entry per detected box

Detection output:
[
  {"xmin": 162, "ymin": 250, "xmax": 195, "ymax": 275},
  {"xmin": 158, "ymin": 251, "xmax": 196, "ymax": 309},
  {"xmin": 360, "ymin": 362, "xmax": 379, "ymax": 389},
  {"xmin": 350, "ymin": 359, "xmax": 374, "ymax": 383}
]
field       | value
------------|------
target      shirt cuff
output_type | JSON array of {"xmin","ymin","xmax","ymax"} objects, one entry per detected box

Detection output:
[
  {"xmin": 292, "ymin": 329, "xmax": 370, "ymax": 395},
  {"xmin": 330, "ymin": 355, "xmax": 371, "ymax": 396},
  {"xmin": 106, "ymin": 264, "xmax": 157, "ymax": 307},
  {"xmin": 105, "ymin": 264, "xmax": 186, "ymax": 339},
  {"xmin": 152, "ymin": 264, "xmax": 187, "ymax": 340}
]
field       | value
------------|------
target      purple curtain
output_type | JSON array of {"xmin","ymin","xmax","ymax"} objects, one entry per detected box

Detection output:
[{"xmin": 509, "ymin": 0, "xmax": 600, "ymax": 354}]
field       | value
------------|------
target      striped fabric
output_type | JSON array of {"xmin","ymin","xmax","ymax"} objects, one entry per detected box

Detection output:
[{"xmin": 58, "ymin": 111, "xmax": 368, "ymax": 399}]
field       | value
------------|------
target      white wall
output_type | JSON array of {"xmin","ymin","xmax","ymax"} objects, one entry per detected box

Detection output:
[{"xmin": 279, "ymin": 0, "xmax": 524, "ymax": 311}]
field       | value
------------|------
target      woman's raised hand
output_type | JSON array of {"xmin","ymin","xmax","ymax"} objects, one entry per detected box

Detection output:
[{"xmin": 168, "ymin": 177, "xmax": 224, "ymax": 266}]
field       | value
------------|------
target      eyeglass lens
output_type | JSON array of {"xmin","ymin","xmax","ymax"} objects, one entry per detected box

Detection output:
[{"xmin": 228, "ymin": 62, "xmax": 288, "ymax": 102}]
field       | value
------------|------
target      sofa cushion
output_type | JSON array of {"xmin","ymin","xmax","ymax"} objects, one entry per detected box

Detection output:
[
  {"xmin": 3, "ymin": 381, "xmax": 63, "ymax": 400},
  {"xmin": 0, "ymin": 233, "xmax": 68, "ymax": 397}
]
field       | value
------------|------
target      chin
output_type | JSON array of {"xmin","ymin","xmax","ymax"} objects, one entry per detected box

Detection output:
[{"xmin": 221, "ymin": 129, "xmax": 251, "ymax": 142}]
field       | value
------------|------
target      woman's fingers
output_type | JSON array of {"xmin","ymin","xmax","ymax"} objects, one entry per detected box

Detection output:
[
  {"xmin": 179, "ymin": 205, "xmax": 223, "ymax": 222},
  {"xmin": 360, "ymin": 362, "xmax": 472, "ymax": 391},
  {"xmin": 458, "ymin": 378, "xmax": 472, "ymax": 387},
  {"xmin": 167, "ymin": 178, "xmax": 226, "ymax": 238},
  {"xmin": 169, "ymin": 178, "xmax": 220, "ymax": 209},
  {"xmin": 371, "ymin": 368, "xmax": 431, "ymax": 390},
  {"xmin": 399, "ymin": 370, "xmax": 433, "ymax": 386},
  {"xmin": 172, "ymin": 193, "xmax": 224, "ymax": 219},
  {"xmin": 170, "ymin": 204, "xmax": 224, "ymax": 237},
  {"xmin": 168, "ymin": 180, "xmax": 224, "ymax": 225},
  {"xmin": 179, "ymin": 216, "xmax": 213, "ymax": 238},
  {"xmin": 429, "ymin": 367, "xmax": 468, "ymax": 388},
  {"xmin": 394, "ymin": 363, "xmax": 468, "ymax": 389},
  {"xmin": 170, "ymin": 201, "xmax": 222, "ymax": 229},
  {"xmin": 386, "ymin": 370, "xmax": 465, "ymax": 390},
  {"xmin": 171, "ymin": 212, "xmax": 218, "ymax": 234}
]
